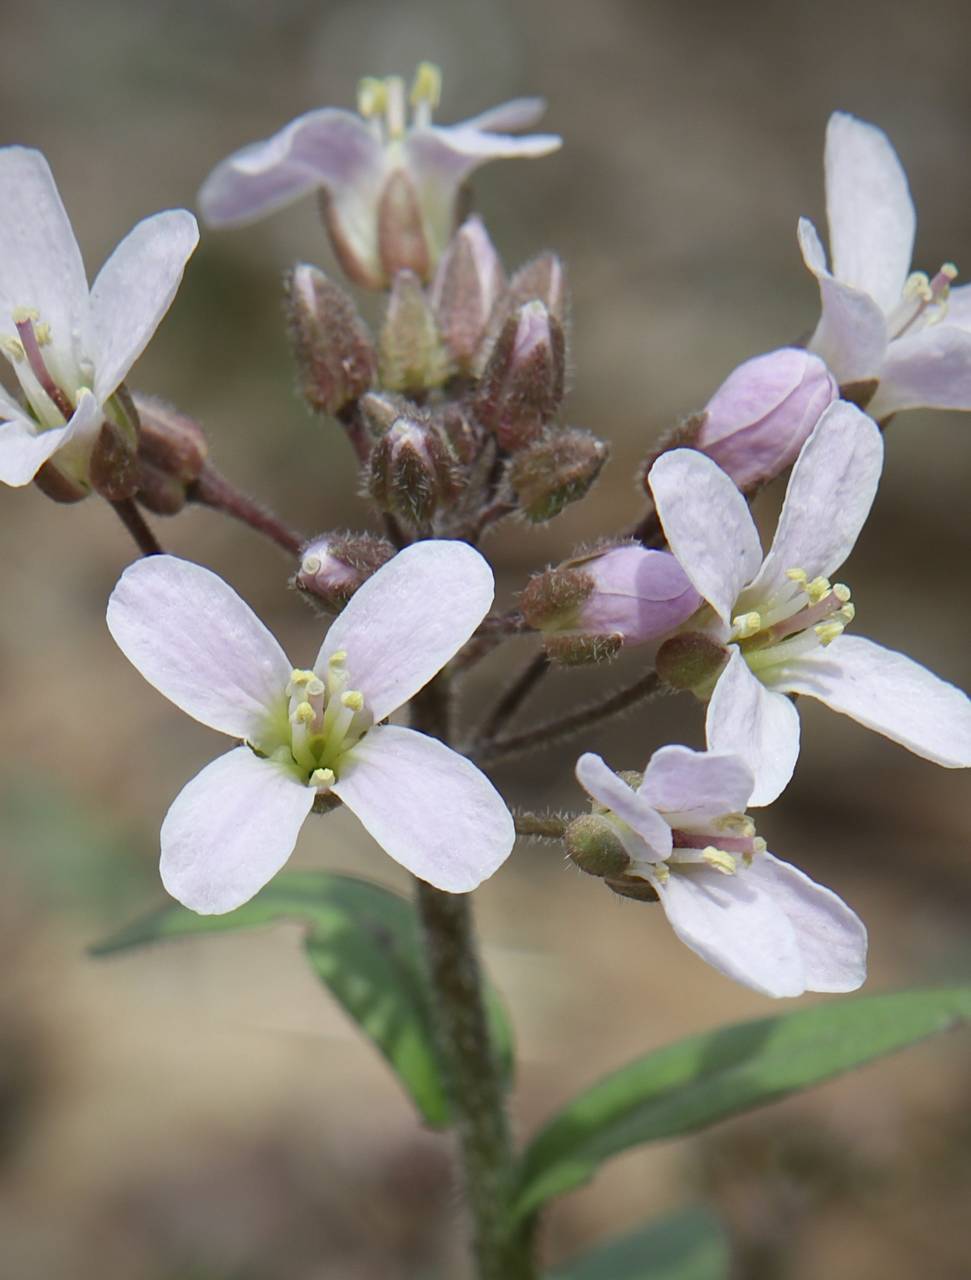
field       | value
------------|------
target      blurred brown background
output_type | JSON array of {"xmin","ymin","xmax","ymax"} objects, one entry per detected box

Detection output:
[{"xmin": 1, "ymin": 1, "xmax": 970, "ymax": 1276}]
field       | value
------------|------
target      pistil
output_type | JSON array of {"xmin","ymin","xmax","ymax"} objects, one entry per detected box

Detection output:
[{"xmin": 12, "ymin": 308, "xmax": 75, "ymax": 422}]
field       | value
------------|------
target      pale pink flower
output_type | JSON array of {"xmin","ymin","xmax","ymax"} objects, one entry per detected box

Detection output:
[
  {"xmin": 0, "ymin": 147, "xmax": 198, "ymax": 491},
  {"xmin": 107, "ymin": 542, "xmax": 514, "ymax": 913},
  {"xmin": 650, "ymin": 400, "xmax": 971, "ymax": 805},
  {"xmin": 576, "ymin": 746, "xmax": 866, "ymax": 998}
]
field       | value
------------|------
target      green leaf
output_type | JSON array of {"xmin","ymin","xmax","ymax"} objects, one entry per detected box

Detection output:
[
  {"xmin": 515, "ymin": 987, "xmax": 971, "ymax": 1223},
  {"xmin": 548, "ymin": 1207, "xmax": 729, "ymax": 1280},
  {"xmin": 92, "ymin": 871, "xmax": 514, "ymax": 1130}
]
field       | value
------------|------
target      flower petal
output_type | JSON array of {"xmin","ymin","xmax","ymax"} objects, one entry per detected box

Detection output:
[
  {"xmin": 160, "ymin": 747, "xmax": 313, "ymax": 914},
  {"xmin": 107, "ymin": 555, "xmax": 292, "ymax": 741},
  {"xmin": 90, "ymin": 209, "xmax": 199, "ymax": 402},
  {"xmin": 746, "ymin": 853, "xmax": 867, "ymax": 992},
  {"xmin": 779, "ymin": 635, "xmax": 971, "ymax": 768},
  {"xmin": 942, "ymin": 282, "xmax": 971, "ymax": 332},
  {"xmin": 706, "ymin": 649, "xmax": 801, "ymax": 806},
  {"xmin": 866, "ymin": 324, "xmax": 971, "ymax": 417},
  {"xmin": 800, "ymin": 218, "xmax": 889, "ymax": 385},
  {"xmin": 649, "ymin": 448, "xmax": 763, "ymax": 625},
  {"xmin": 824, "ymin": 112, "xmax": 916, "ymax": 314},
  {"xmin": 316, "ymin": 541, "xmax": 494, "ymax": 722},
  {"xmin": 0, "ymin": 386, "xmax": 100, "ymax": 487},
  {"xmin": 575, "ymin": 753, "xmax": 673, "ymax": 860},
  {"xmin": 0, "ymin": 147, "xmax": 91, "ymax": 364},
  {"xmin": 459, "ymin": 97, "xmax": 550, "ymax": 133},
  {"xmin": 332, "ymin": 725, "xmax": 514, "ymax": 891},
  {"xmin": 745, "ymin": 401, "xmax": 883, "ymax": 603},
  {"xmin": 198, "ymin": 109, "xmax": 383, "ymax": 227},
  {"xmin": 639, "ymin": 744, "xmax": 754, "ymax": 825},
  {"xmin": 655, "ymin": 864, "xmax": 808, "ymax": 997}
]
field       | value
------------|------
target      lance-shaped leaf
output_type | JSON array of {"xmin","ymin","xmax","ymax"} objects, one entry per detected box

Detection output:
[
  {"xmin": 548, "ymin": 1207, "xmax": 729, "ymax": 1280},
  {"xmin": 92, "ymin": 870, "xmax": 515, "ymax": 1129},
  {"xmin": 513, "ymin": 987, "xmax": 971, "ymax": 1223}
]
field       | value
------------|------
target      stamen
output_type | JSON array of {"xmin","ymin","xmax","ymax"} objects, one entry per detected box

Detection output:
[
  {"xmin": 341, "ymin": 690, "xmax": 364, "ymax": 711},
  {"xmin": 357, "ymin": 76, "xmax": 388, "ymax": 119},
  {"xmin": 13, "ymin": 311, "xmax": 75, "ymax": 421},
  {"xmin": 814, "ymin": 619, "xmax": 845, "ymax": 646},
  {"xmin": 732, "ymin": 611, "xmax": 762, "ymax": 640},
  {"xmin": 806, "ymin": 576, "xmax": 831, "ymax": 604},
  {"xmin": 410, "ymin": 62, "xmax": 441, "ymax": 128},
  {"xmin": 310, "ymin": 766, "xmax": 336, "ymax": 789},
  {"xmin": 328, "ymin": 650, "xmax": 347, "ymax": 667},
  {"xmin": 702, "ymin": 847, "xmax": 738, "ymax": 875},
  {"xmin": 384, "ymin": 76, "xmax": 407, "ymax": 138}
]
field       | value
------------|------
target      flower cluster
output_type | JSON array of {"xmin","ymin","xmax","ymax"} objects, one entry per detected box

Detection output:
[{"xmin": 3, "ymin": 75, "xmax": 969, "ymax": 1006}]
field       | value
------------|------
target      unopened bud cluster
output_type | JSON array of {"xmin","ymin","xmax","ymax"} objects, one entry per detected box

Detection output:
[{"xmin": 294, "ymin": 532, "xmax": 395, "ymax": 612}]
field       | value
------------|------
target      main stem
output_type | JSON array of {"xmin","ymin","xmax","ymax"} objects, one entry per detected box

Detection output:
[{"xmin": 410, "ymin": 675, "xmax": 535, "ymax": 1280}]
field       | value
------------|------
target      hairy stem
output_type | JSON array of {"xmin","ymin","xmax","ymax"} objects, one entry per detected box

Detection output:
[
  {"xmin": 410, "ymin": 676, "xmax": 535, "ymax": 1280},
  {"xmin": 472, "ymin": 668, "xmax": 665, "ymax": 768},
  {"xmin": 514, "ymin": 811, "xmax": 568, "ymax": 840},
  {"xmin": 188, "ymin": 464, "xmax": 305, "ymax": 556},
  {"xmin": 111, "ymin": 498, "xmax": 163, "ymax": 556},
  {"xmin": 471, "ymin": 649, "xmax": 550, "ymax": 744}
]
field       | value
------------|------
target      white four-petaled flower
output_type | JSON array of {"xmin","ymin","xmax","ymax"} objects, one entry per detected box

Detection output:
[
  {"xmin": 800, "ymin": 111, "xmax": 971, "ymax": 419},
  {"xmin": 0, "ymin": 147, "xmax": 198, "ymax": 491},
  {"xmin": 198, "ymin": 62, "xmax": 560, "ymax": 287},
  {"xmin": 650, "ymin": 400, "xmax": 971, "ymax": 805},
  {"xmin": 576, "ymin": 746, "xmax": 867, "ymax": 998},
  {"xmin": 107, "ymin": 542, "xmax": 515, "ymax": 913}
]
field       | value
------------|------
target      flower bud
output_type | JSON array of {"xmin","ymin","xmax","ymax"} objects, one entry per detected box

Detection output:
[
  {"xmin": 508, "ymin": 426, "xmax": 608, "ymax": 522},
  {"xmin": 522, "ymin": 545, "xmax": 703, "ymax": 664},
  {"xmin": 377, "ymin": 169, "xmax": 432, "ymax": 283},
  {"xmin": 430, "ymin": 216, "xmax": 505, "ymax": 372},
  {"xmin": 475, "ymin": 301, "xmax": 566, "ymax": 450},
  {"xmin": 377, "ymin": 270, "xmax": 450, "ymax": 394},
  {"xmin": 294, "ymin": 532, "xmax": 396, "ymax": 612},
  {"xmin": 694, "ymin": 348, "xmax": 838, "ymax": 490},
  {"xmin": 565, "ymin": 814, "xmax": 631, "ymax": 878},
  {"xmin": 129, "ymin": 395, "xmax": 209, "ymax": 515},
  {"xmin": 89, "ymin": 388, "xmax": 141, "ymax": 501},
  {"xmin": 507, "ymin": 252, "xmax": 568, "ymax": 324},
  {"xmin": 285, "ymin": 264, "xmax": 376, "ymax": 415},
  {"xmin": 368, "ymin": 416, "xmax": 461, "ymax": 527},
  {"xmin": 655, "ymin": 631, "xmax": 730, "ymax": 697}
]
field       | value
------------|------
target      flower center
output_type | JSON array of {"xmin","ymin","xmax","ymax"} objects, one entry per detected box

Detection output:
[
  {"xmin": 886, "ymin": 263, "xmax": 957, "ymax": 340},
  {"xmin": 0, "ymin": 307, "xmax": 78, "ymax": 428},
  {"xmin": 262, "ymin": 654, "xmax": 373, "ymax": 789},
  {"xmin": 357, "ymin": 62, "xmax": 442, "ymax": 141},
  {"xmin": 731, "ymin": 566, "xmax": 854, "ymax": 674},
  {"xmin": 603, "ymin": 804, "xmax": 765, "ymax": 885}
]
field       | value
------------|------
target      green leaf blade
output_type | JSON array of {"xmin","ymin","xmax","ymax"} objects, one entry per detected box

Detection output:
[
  {"xmin": 516, "ymin": 987, "xmax": 971, "ymax": 1222},
  {"xmin": 548, "ymin": 1207, "xmax": 729, "ymax": 1280},
  {"xmin": 92, "ymin": 871, "xmax": 514, "ymax": 1130}
]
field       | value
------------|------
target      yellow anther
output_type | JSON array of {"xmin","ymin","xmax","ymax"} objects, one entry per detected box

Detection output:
[
  {"xmin": 310, "ymin": 767, "xmax": 336, "ymax": 789},
  {"xmin": 357, "ymin": 76, "xmax": 388, "ymax": 118},
  {"xmin": 328, "ymin": 650, "xmax": 347, "ymax": 667},
  {"xmin": 34, "ymin": 322, "xmax": 52, "ymax": 345},
  {"xmin": 713, "ymin": 812, "xmax": 755, "ymax": 837},
  {"xmin": 341, "ymin": 690, "xmax": 365, "ymax": 711},
  {"xmin": 839, "ymin": 602, "xmax": 856, "ymax": 623},
  {"xmin": 289, "ymin": 668, "xmax": 316, "ymax": 687},
  {"xmin": 652, "ymin": 862, "xmax": 670, "ymax": 885},
  {"xmin": 732, "ymin": 611, "xmax": 762, "ymax": 640},
  {"xmin": 292, "ymin": 700, "xmax": 316, "ymax": 724},
  {"xmin": 0, "ymin": 336, "xmax": 24, "ymax": 360},
  {"xmin": 702, "ymin": 847, "xmax": 738, "ymax": 876},
  {"xmin": 11, "ymin": 306, "xmax": 39, "ymax": 324},
  {"xmin": 785, "ymin": 567, "xmax": 808, "ymax": 585},
  {"xmin": 815, "ymin": 620, "xmax": 844, "ymax": 646},
  {"xmin": 903, "ymin": 271, "xmax": 932, "ymax": 301},
  {"xmin": 807, "ymin": 576, "xmax": 831, "ymax": 603},
  {"xmin": 941, "ymin": 262, "xmax": 958, "ymax": 281},
  {"xmin": 410, "ymin": 61, "xmax": 442, "ymax": 109},
  {"xmin": 832, "ymin": 582, "xmax": 851, "ymax": 603},
  {"xmin": 753, "ymin": 836, "xmax": 767, "ymax": 855}
]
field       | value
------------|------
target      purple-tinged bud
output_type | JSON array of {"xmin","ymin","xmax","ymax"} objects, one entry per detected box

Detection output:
[
  {"xmin": 656, "ymin": 631, "xmax": 730, "ymax": 697},
  {"xmin": 565, "ymin": 814, "xmax": 631, "ymax": 878},
  {"xmin": 475, "ymin": 301, "xmax": 566, "ymax": 451},
  {"xmin": 605, "ymin": 874, "xmax": 660, "ymax": 903},
  {"xmin": 89, "ymin": 387, "xmax": 141, "ymax": 501},
  {"xmin": 368, "ymin": 415, "xmax": 461, "ymax": 527},
  {"xmin": 439, "ymin": 404, "xmax": 483, "ymax": 465},
  {"xmin": 507, "ymin": 252, "xmax": 568, "ymax": 324},
  {"xmin": 285, "ymin": 264, "xmax": 376, "ymax": 415},
  {"xmin": 129, "ymin": 395, "xmax": 209, "ymax": 515},
  {"xmin": 430, "ymin": 216, "xmax": 505, "ymax": 373},
  {"xmin": 294, "ymin": 531, "xmax": 396, "ymax": 612},
  {"xmin": 378, "ymin": 270, "xmax": 450, "ymax": 394},
  {"xmin": 508, "ymin": 426, "xmax": 608, "ymax": 522},
  {"xmin": 522, "ymin": 546, "xmax": 702, "ymax": 666},
  {"xmin": 694, "ymin": 348, "xmax": 838, "ymax": 490},
  {"xmin": 377, "ymin": 169, "xmax": 432, "ymax": 284}
]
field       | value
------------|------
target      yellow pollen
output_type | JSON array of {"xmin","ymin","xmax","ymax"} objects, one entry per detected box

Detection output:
[
  {"xmin": 357, "ymin": 76, "xmax": 388, "ymax": 118},
  {"xmin": 785, "ymin": 567, "xmax": 808, "ymax": 585},
  {"xmin": 410, "ymin": 61, "xmax": 442, "ymax": 109},
  {"xmin": 942, "ymin": 262, "xmax": 959, "ymax": 281},
  {"xmin": 0, "ymin": 336, "xmax": 24, "ymax": 360},
  {"xmin": 652, "ymin": 863, "xmax": 670, "ymax": 885},
  {"xmin": 832, "ymin": 582, "xmax": 851, "ymax": 603},
  {"xmin": 815, "ymin": 620, "xmax": 844, "ymax": 646},
  {"xmin": 310, "ymin": 767, "xmax": 336, "ymax": 788},
  {"xmin": 702, "ymin": 847, "xmax": 738, "ymax": 875},
  {"xmin": 11, "ymin": 306, "xmax": 39, "ymax": 324},
  {"xmin": 713, "ymin": 812, "xmax": 755, "ymax": 837},
  {"xmin": 807, "ymin": 576, "xmax": 831, "ymax": 603},
  {"xmin": 289, "ymin": 668, "xmax": 316, "ymax": 687},
  {"xmin": 732, "ymin": 611, "xmax": 762, "ymax": 639},
  {"xmin": 753, "ymin": 837, "xmax": 767, "ymax": 855},
  {"xmin": 292, "ymin": 700, "xmax": 316, "ymax": 725},
  {"xmin": 34, "ymin": 321, "xmax": 52, "ymax": 345},
  {"xmin": 903, "ymin": 271, "xmax": 932, "ymax": 302},
  {"xmin": 840, "ymin": 602, "xmax": 856, "ymax": 623},
  {"xmin": 328, "ymin": 650, "xmax": 347, "ymax": 667},
  {"xmin": 341, "ymin": 690, "xmax": 364, "ymax": 711}
]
